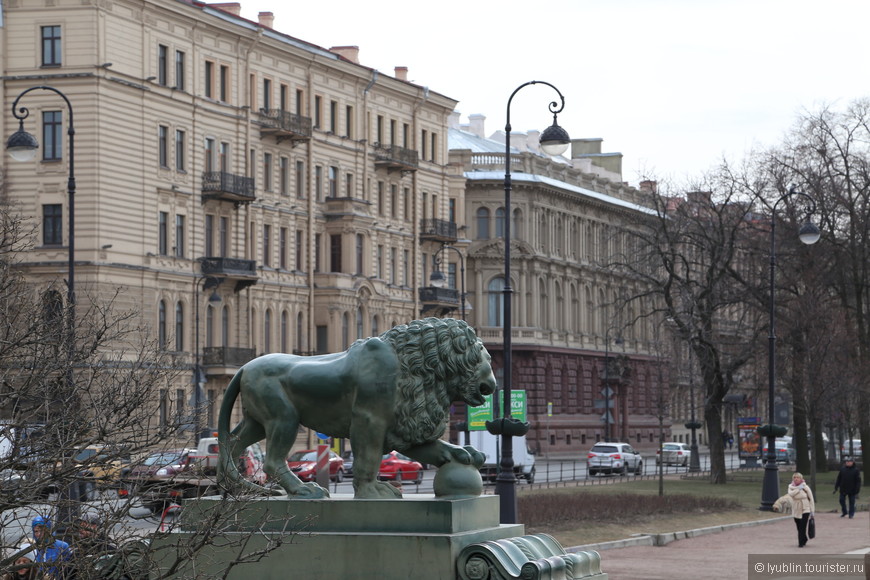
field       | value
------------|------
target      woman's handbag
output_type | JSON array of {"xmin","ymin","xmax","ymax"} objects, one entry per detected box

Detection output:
[{"xmin": 808, "ymin": 514, "xmax": 816, "ymax": 539}]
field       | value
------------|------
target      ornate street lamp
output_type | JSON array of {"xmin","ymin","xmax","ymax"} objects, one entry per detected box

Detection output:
[
  {"xmin": 8, "ymin": 85, "xmax": 79, "ymax": 524},
  {"xmin": 8, "ymin": 86, "xmax": 77, "ymax": 355},
  {"xmin": 487, "ymin": 81, "xmax": 569, "ymax": 524},
  {"xmin": 759, "ymin": 185, "xmax": 820, "ymax": 511},
  {"xmin": 429, "ymin": 244, "xmax": 466, "ymax": 320}
]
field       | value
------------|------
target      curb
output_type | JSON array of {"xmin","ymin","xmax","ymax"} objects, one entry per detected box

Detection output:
[{"xmin": 566, "ymin": 515, "xmax": 792, "ymax": 553}]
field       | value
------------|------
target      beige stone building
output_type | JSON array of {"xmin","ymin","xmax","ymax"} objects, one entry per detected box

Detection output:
[
  {"xmin": 0, "ymin": 0, "xmax": 462, "ymax": 446},
  {"xmin": 447, "ymin": 116, "xmax": 674, "ymax": 455}
]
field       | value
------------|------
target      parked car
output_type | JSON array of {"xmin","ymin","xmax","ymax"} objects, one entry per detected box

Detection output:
[
  {"xmin": 760, "ymin": 438, "xmax": 795, "ymax": 464},
  {"xmin": 655, "ymin": 442, "xmax": 691, "ymax": 466},
  {"xmin": 377, "ymin": 451, "xmax": 423, "ymax": 483},
  {"xmin": 587, "ymin": 442, "xmax": 643, "ymax": 476},
  {"xmin": 342, "ymin": 451, "xmax": 354, "ymax": 477},
  {"xmin": 126, "ymin": 448, "xmax": 197, "ymax": 482},
  {"xmin": 287, "ymin": 449, "xmax": 345, "ymax": 482},
  {"xmin": 840, "ymin": 439, "xmax": 863, "ymax": 460},
  {"xmin": 66, "ymin": 445, "xmax": 131, "ymax": 487}
]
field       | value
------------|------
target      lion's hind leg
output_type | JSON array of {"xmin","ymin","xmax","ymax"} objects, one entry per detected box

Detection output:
[
  {"xmin": 262, "ymin": 413, "xmax": 329, "ymax": 499},
  {"xmin": 225, "ymin": 418, "xmax": 280, "ymax": 496}
]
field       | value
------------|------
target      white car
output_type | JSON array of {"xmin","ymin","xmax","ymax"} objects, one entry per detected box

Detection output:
[
  {"xmin": 656, "ymin": 442, "xmax": 691, "ymax": 466},
  {"xmin": 841, "ymin": 439, "xmax": 863, "ymax": 460},
  {"xmin": 587, "ymin": 442, "xmax": 643, "ymax": 476}
]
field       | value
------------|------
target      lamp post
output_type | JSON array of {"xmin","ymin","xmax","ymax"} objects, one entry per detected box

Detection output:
[
  {"xmin": 759, "ymin": 185, "xmax": 820, "ymax": 511},
  {"xmin": 429, "ymin": 244, "xmax": 466, "ymax": 320},
  {"xmin": 603, "ymin": 329, "xmax": 623, "ymax": 442},
  {"xmin": 486, "ymin": 81, "xmax": 569, "ymax": 524},
  {"xmin": 193, "ymin": 276, "xmax": 222, "ymax": 443},
  {"xmin": 7, "ymin": 85, "xmax": 79, "ymax": 525},
  {"xmin": 8, "ymin": 86, "xmax": 77, "ymax": 374}
]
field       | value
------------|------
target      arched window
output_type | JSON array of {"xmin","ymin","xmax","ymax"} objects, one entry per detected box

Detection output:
[
  {"xmin": 221, "ymin": 306, "xmax": 229, "ymax": 347},
  {"xmin": 175, "ymin": 301, "xmax": 184, "ymax": 351},
  {"xmin": 342, "ymin": 312, "xmax": 350, "ymax": 350},
  {"xmin": 476, "ymin": 207, "xmax": 490, "ymax": 240},
  {"xmin": 555, "ymin": 282, "xmax": 563, "ymax": 332},
  {"xmin": 357, "ymin": 307, "xmax": 364, "ymax": 339},
  {"xmin": 512, "ymin": 208, "xmax": 522, "ymax": 239},
  {"xmin": 372, "ymin": 314, "xmax": 379, "ymax": 336},
  {"xmin": 296, "ymin": 312, "xmax": 304, "ymax": 353},
  {"xmin": 206, "ymin": 305, "xmax": 215, "ymax": 348},
  {"xmin": 539, "ymin": 279, "xmax": 548, "ymax": 329},
  {"xmin": 264, "ymin": 309, "xmax": 272, "ymax": 353},
  {"xmin": 281, "ymin": 311, "xmax": 288, "ymax": 353},
  {"xmin": 158, "ymin": 300, "xmax": 167, "ymax": 350},
  {"xmin": 495, "ymin": 207, "xmax": 505, "ymax": 238},
  {"xmin": 487, "ymin": 277, "xmax": 505, "ymax": 326}
]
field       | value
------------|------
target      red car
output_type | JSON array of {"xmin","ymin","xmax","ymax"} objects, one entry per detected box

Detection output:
[
  {"xmin": 287, "ymin": 449, "xmax": 345, "ymax": 482},
  {"xmin": 377, "ymin": 451, "xmax": 423, "ymax": 483}
]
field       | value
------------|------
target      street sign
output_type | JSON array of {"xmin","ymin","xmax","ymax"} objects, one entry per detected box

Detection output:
[
  {"xmin": 547, "ymin": 402, "xmax": 552, "ymax": 417},
  {"xmin": 593, "ymin": 399, "xmax": 614, "ymax": 409},
  {"xmin": 600, "ymin": 387, "xmax": 614, "ymax": 398},
  {"xmin": 600, "ymin": 411, "xmax": 614, "ymax": 424}
]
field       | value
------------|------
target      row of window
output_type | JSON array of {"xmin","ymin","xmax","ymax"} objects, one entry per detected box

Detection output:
[{"xmin": 156, "ymin": 300, "xmax": 397, "ymax": 356}]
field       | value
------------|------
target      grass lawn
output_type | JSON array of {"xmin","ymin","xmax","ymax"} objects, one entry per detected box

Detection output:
[{"xmin": 517, "ymin": 469, "xmax": 842, "ymax": 548}]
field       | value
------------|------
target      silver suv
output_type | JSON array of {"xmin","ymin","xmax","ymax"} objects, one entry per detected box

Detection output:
[{"xmin": 587, "ymin": 442, "xmax": 643, "ymax": 476}]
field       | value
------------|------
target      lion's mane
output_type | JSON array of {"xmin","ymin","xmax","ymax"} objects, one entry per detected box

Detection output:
[{"xmin": 379, "ymin": 317, "xmax": 486, "ymax": 452}]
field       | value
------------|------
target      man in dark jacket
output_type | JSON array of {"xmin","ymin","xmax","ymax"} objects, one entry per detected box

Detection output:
[{"xmin": 834, "ymin": 457, "xmax": 861, "ymax": 519}]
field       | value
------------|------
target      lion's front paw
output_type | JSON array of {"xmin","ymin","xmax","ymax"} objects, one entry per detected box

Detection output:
[
  {"xmin": 355, "ymin": 481, "xmax": 402, "ymax": 499},
  {"xmin": 463, "ymin": 446, "xmax": 486, "ymax": 469}
]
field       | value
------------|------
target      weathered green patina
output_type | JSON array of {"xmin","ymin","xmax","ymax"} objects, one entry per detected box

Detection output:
[{"xmin": 217, "ymin": 317, "xmax": 496, "ymax": 499}]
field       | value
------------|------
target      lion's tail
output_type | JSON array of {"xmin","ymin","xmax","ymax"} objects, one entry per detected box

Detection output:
[{"xmin": 216, "ymin": 369, "xmax": 244, "ymax": 491}]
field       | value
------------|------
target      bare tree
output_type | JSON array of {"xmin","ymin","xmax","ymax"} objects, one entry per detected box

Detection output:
[
  {"xmin": 762, "ymin": 98, "xmax": 870, "ymax": 483},
  {"xmin": 615, "ymin": 180, "xmax": 764, "ymax": 484},
  {"xmin": 0, "ymin": 202, "xmax": 296, "ymax": 579}
]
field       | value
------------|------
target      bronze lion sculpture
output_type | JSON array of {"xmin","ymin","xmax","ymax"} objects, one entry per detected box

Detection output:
[{"xmin": 217, "ymin": 317, "xmax": 496, "ymax": 499}]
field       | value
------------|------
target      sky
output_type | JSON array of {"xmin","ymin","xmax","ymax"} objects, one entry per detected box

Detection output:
[{"xmin": 238, "ymin": 0, "xmax": 870, "ymax": 187}]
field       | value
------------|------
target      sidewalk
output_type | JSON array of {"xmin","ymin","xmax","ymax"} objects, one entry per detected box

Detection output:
[{"xmin": 569, "ymin": 511, "xmax": 869, "ymax": 579}]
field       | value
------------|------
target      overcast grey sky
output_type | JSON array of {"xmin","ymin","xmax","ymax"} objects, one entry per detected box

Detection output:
[{"xmin": 240, "ymin": 0, "xmax": 870, "ymax": 186}]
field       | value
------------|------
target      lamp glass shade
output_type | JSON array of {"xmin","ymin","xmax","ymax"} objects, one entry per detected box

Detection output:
[
  {"xmin": 539, "ymin": 122, "xmax": 570, "ymax": 157},
  {"xmin": 798, "ymin": 222, "xmax": 821, "ymax": 245},
  {"xmin": 7, "ymin": 126, "xmax": 39, "ymax": 162},
  {"xmin": 429, "ymin": 270, "xmax": 447, "ymax": 288}
]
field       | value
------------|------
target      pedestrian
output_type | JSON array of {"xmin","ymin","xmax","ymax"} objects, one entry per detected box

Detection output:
[
  {"xmin": 787, "ymin": 472, "xmax": 815, "ymax": 548},
  {"xmin": 834, "ymin": 456, "xmax": 861, "ymax": 519},
  {"xmin": 67, "ymin": 513, "xmax": 117, "ymax": 579},
  {"xmin": 30, "ymin": 516, "xmax": 71, "ymax": 579},
  {"xmin": 1, "ymin": 543, "xmax": 46, "ymax": 580}
]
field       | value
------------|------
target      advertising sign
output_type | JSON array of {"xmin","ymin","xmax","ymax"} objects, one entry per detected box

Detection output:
[
  {"xmin": 467, "ymin": 391, "xmax": 526, "ymax": 430},
  {"xmin": 737, "ymin": 417, "xmax": 761, "ymax": 459}
]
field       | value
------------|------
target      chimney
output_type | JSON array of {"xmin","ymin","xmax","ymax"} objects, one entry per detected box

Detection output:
[
  {"xmin": 639, "ymin": 180, "xmax": 657, "ymax": 194},
  {"xmin": 258, "ymin": 12, "xmax": 274, "ymax": 28},
  {"xmin": 394, "ymin": 66, "xmax": 408, "ymax": 81},
  {"xmin": 448, "ymin": 111, "xmax": 461, "ymax": 130},
  {"xmin": 209, "ymin": 3, "xmax": 241, "ymax": 16},
  {"xmin": 468, "ymin": 114, "xmax": 486, "ymax": 139},
  {"xmin": 329, "ymin": 46, "xmax": 360, "ymax": 64}
]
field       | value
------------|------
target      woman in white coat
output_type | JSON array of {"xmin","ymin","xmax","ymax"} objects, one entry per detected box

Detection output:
[{"xmin": 787, "ymin": 472, "xmax": 815, "ymax": 547}]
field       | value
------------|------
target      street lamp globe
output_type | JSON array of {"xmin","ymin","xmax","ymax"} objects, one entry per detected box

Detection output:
[
  {"xmin": 6, "ymin": 120, "xmax": 39, "ymax": 162},
  {"xmin": 798, "ymin": 221, "xmax": 821, "ymax": 245},
  {"xmin": 539, "ymin": 119, "xmax": 570, "ymax": 157},
  {"xmin": 429, "ymin": 270, "xmax": 447, "ymax": 288}
]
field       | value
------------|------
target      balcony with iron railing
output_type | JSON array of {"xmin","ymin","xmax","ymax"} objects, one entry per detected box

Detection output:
[
  {"xmin": 200, "ymin": 256, "xmax": 259, "ymax": 292},
  {"xmin": 257, "ymin": 109, "xmax": 313, "ymax": 144},
  {"xmin": 419, "ymin": 286, "xmax": 460, "ymax": 317},
  {"xmin": 419, "ymin": 219, "xmax": 458, "ymax": 243},
  {"xmin": 373, "ymin": 144, "xmax": 418, "ymax": 173},
  {"xmin": 201, "ymin": 171, "xmax": 256, "ymax": 204},
  {"xmin": 202, "ymin": 346, "xmax": 256, "ymax": 374}
]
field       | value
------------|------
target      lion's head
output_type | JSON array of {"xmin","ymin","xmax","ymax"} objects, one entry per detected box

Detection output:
[{"xmin": 379, "ymin": 318, "xmax": 496, "ymax": 451}]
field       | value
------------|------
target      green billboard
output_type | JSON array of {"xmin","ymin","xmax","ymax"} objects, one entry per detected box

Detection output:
[{"xmin": 467, "ymin": 390, "xmax": 526, "ymax": 431}]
